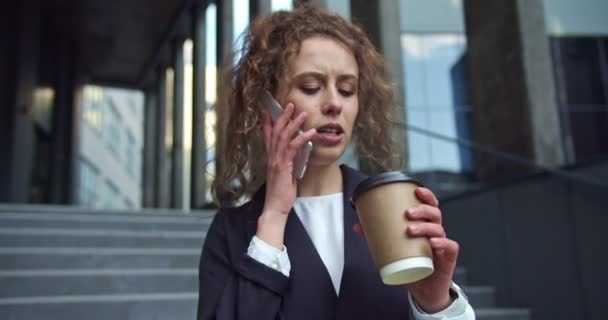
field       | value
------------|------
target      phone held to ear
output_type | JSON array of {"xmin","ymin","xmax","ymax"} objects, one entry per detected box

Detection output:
[{"xmin": 261, "ymin": 90, "xmax": 313, "ymax": 179}]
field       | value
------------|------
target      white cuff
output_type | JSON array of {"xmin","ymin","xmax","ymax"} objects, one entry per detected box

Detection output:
[
  {"xmin": 247, "ymin": 235, "xmax": 291, "ymax": 277},
  {"xmin": 409, "ymin": 283, "xmax": 476, "ymax": 320}
]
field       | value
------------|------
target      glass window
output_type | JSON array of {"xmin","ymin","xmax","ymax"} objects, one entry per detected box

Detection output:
[
  {"xmin": 33, "ymin": 87, "xmax": 54, "ymax": 133},
  {"xmin": 78, "ymin": 159, "xmax": 98, "ymax": 207},
  {"xmin": 106, "ymin": 103, "xmax": 121, "ymax": 157},
  {"xmin": 102, "ymin": 180, "xmax": 121, "ymax": 209},
  {"xmin": 82, "ymin": 86, "xmax": 104, "ymax": 134},
  {"xmin": 272, "ymin": 0, "xmax": 293, "ymax": 11},
  {"xmin": 556, "ymin": 38, "xmax": 606, "ymax": 106},
  {"xmin": 401, "ymin": 34, "xmax": 472, "ymax": 173},
  {"xmin": 126, "ymin": 131, "xmax": 136, "ymax": 177},
  {"xmin": 233, "ymin": 0, "xmax": 249, "ymax": 64},
  {"xmin": 124, "ymin": 197, "xmax": 134, "ymax": 209},
  {"xmin": 551, "ymin": 37, "xmax": 608, "ymax": 162}
]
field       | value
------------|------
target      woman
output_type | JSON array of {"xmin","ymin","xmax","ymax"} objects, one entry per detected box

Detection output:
[{"xmin": 198, "ymin": 5, "xmax": 475, "ymax": 320}]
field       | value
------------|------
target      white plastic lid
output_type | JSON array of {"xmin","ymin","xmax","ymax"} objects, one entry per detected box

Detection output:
[{"xmin": 379, "ymin": 256, "xmax": 434, "ymax": 285}]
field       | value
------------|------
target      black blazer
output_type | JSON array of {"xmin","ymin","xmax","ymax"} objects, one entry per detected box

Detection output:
[{"xmin": 197, "ymin": 165, "xmax": 412, "ymax": 320}]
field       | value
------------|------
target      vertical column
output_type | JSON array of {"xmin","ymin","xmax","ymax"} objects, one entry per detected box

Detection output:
[
  {"xmin": 49, "ymin": 34, "xmax": 78, "ymax": 204},
  {"xmin": 350, "ymin": 0, "xmax": 408, "ymax": 171},
  {"xmin": 142, "ymin": 90, "xmax": 157, "ymax": 208},
  {"xmin": 215, "ymin": 0, "xmax": 234, "ymax": 206},
  {"xmin": 463, "ymin": 0, "xmax": 564, "ymax": 181},
  {"xmin": 0, "ymin": 3, "xmax": 17, "ymax": 201},
  {"xmin": 7, "ymin": 0, "xmax": 40, "ymax": 202},
  {"xmin": 191, "ymin": 4, "xmax": 207, "ymax": 209},
  {"xmin": 171, "ymin": 38, "xmax": 186, "ymax": 209},
  {"xmin": 154, "ymin": 68, "xmax": 169, "ymax": 208},
  {"xmin": 254, "ymin": 0, "xmax": 272, "ymax": 17}
]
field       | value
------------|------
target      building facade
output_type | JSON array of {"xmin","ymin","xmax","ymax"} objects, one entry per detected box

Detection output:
[{"xmin": 78, "ymin": 86, "xmax": 144, "ymax": 210}]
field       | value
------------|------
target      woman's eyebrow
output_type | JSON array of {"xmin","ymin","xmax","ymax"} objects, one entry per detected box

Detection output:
[
  {"xmin": 337, "ymin": 74, "xmax": 358, "ymax": 82},
  {"xmin": 291, "ymin": 72, "xmax": 358, "ymax": 83},
  {"xmin": 292, "ymin": 72, "xmax": 326, "ymax": 82}
]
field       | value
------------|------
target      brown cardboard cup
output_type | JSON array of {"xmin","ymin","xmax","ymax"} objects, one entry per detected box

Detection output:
[{"xmin": 352, "ymin": 172, "xmax": 434, "ymax": 285}]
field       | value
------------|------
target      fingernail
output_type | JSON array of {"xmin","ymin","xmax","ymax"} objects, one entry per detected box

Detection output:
[{"xmin": 409, "ymin": 225, "xmax": 418, "ymax": 232}]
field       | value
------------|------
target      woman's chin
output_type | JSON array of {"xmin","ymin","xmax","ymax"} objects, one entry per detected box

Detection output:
[{"xmin": 307, "ymin": 148, "xmax": 346, "ymax": 168}]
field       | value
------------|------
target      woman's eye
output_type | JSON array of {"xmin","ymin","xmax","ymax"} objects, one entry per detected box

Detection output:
[
  {"xmin": 301, "ymin": 87, "xmax": 320, "ymax": 95},
  {"xmin": 339, "ymin": 88, "xmax": 355, "ymax": 97}
]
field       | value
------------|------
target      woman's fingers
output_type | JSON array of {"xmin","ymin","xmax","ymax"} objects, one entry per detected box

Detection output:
[
  {"xmin": 270, "ymin": 103, "xmax": 295, "ymax": 152},
  {"xmin": 276, "ymin": 111, "xmax": 308, "ymax": 157},
  {"xmin": 430, "ymin": 237, "xmax": 459, "ymax": 254},
  {"xmin": 429, "ymin": 237, "xmax": 460, "ymax": 266},
  {"xmin": 406, "ymin": 204, "xmax": 442, "ymax": 225},
  {"xmin": 285, "ymin": 128, "xmax": 316, "ymax": 159},
  {"xmin": 415, "ymin": 187, "xmax": 439, "ymax": 207},
  {"xmin": 407, "ymin": 222, "xmax": 446, "ymax": 238}
]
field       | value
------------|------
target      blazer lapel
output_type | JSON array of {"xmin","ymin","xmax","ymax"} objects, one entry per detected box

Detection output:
[{"xmin": 338, "ymin": 164, "xmax": 372, "ymax": 298}]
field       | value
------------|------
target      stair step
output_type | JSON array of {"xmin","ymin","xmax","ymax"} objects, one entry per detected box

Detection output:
[
  {"xmin": 0, "ymin": 269, "xmax": 198, "ymax": 297},
  {"xmin": 0, "ymin": 228, "xmax": 206, "ymax": 248},
  {"xmin": 0, "ymin": 248, "xmax": 200, "ymax": 270},
  {"xmin": 0, "ymin": 293, "xmax": 197, "ymax": 320},
  {"xmin": 476, "ymin": 308, "xmax": 530, "ymax": 320},
  {"xmin": 0, "ymin": 212, "xmax": 212, "ymax": 232},
  {"xmin": 0, "ymin": 204, "xmax": 215, "ymax": 218},
  {"xmin": 462, "ymin": 286, "xmax": 496, "ymax": 308}
]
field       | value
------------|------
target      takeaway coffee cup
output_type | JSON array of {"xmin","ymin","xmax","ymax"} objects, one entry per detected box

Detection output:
[{"xmin": 352, "ymin": 172, "xmax": 434, "ymax": 285}]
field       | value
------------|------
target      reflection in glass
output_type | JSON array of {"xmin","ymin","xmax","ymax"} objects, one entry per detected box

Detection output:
[
  {"xmin": 79, "ymin": 85, "xmax": 144, "ymax": 210},
  {"xmin": 78, "ymin": 159, "xmax": 98, "ymax": 207},
  {"xmin": 401, "ymin": 34, "xmax": 471, "ymax": 173},
  {"xmin": 32, "ymin": 87, "xmax": 54, "ymax": 133},
  {"xmin": 82, "ymin": 86, "xmax": 104, "ymax": 133},
  {"xmin": 551, "ymin": 37, "xmax": 608, "ymax": 162}
]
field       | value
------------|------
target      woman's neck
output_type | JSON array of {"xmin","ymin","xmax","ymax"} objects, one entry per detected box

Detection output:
[{"xmin": 297, "ymin": 162, "xmax": 342, "ymax": 197}]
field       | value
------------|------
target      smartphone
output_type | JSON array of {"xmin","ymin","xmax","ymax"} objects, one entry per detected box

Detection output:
[{"xmin": 261, "ymin": 90, "xmax": 313, "ymax": 179}]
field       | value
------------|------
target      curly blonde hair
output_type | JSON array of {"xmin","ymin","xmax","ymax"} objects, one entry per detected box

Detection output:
[{"xmin": 212, "ymin": 5, "xmax": 400, "ymax": 206}]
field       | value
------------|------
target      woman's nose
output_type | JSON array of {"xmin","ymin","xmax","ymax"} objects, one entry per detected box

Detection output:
[{"xmin": 321, "ymin": 89, "xmax": 342, "ymax": 116}]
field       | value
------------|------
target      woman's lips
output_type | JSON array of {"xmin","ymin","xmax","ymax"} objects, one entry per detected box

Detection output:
[
  {"xmin": 311, "ymin": 122, "xmax": 345, "ymax": 146},
  {"xmin": 314, "ymin": 132, "xmax": 344, "ymax": 145}
]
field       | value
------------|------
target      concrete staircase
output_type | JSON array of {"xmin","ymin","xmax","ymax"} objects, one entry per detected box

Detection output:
[
  {"xmin": 0, "ymin": 205, "xmax": 212, "ymax": 320},
  {"xmin": 0, "ymin": 204, "xmax": 530, "ymax": 319},
  {"xmin": 452, "ymin": 268, "xmax": 530, "ymax": 320}
]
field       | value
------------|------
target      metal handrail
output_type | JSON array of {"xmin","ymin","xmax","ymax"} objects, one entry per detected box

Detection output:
[{"xmin": 397, "ymin": 122, "xmax": 608, "ymax": 190}]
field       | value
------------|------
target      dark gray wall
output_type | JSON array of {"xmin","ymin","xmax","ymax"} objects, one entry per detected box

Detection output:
[
  {"xmin": 0, "ymin": 0, "xmax": 40, "ymax": 203},
  {"xmin": 0, "ymin": 5, "xmax": 18, "ymax": 202},
  {"xmin": 442, "ymin": 161, "xmax": 608, "ymax": 320}
]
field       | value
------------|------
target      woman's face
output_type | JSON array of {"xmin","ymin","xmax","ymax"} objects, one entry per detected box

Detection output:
[{"xmin": 276, "ymin": 36, "xmax": 359, "ymax": 167}]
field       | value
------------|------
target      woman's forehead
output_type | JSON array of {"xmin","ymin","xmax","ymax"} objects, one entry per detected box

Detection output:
[{"xmin": 287, "ymin": 36, "xmax": 358, "ymax": 77}]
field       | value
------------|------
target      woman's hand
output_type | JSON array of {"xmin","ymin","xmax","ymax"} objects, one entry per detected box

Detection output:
[
  {"xmin": 353, "ymin": 187, "xmax": 459, "ymax": 313},
  {"xmin": 256, "ymin": 103, "xmax": 316, "ymax": 250},
  {"xmin": 404, "ymin": 187, "xmax": 459, "ymax": 313}
]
